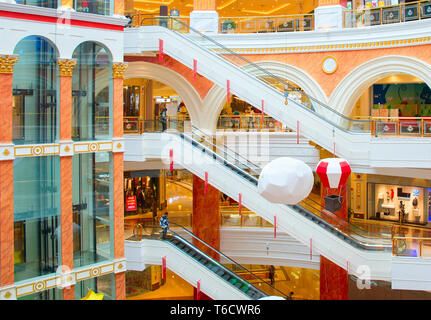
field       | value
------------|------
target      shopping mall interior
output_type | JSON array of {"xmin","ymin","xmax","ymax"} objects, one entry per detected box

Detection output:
[{"xmin": 1, "ymin": 0, "xmax": 431, "ymax": 302}]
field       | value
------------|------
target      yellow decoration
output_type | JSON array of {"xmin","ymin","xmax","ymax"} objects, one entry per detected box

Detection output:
[
  {"xmin": 80, "ymin": 289, "xmax": 104, "ymax": 300},
  {"xmin": 57, "ymin": 59, "xmax": 77, "ymax": 77},
  {"xmin": 0, "ymin": 55, "xmax": 18, "ymax": 74},
  {"xmin": 112, "ymin": 62, "xmax": 128, "ymax": 79},
  {"xmin": 3, "ymin": 149, "xmax": 10, "ymax": 156}
]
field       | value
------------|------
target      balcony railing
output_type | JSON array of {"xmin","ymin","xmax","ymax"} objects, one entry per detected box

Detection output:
[
  {"xmin": 344, "ymin": 0, "xmax": 431, "ymax": 28},
  {"xmin": 353, "ymin": 116, "xmax": 431, "ymax": 137},
  {"xmin": 127, "ymin": 13, "xmax": 314, "ymax": 34},
  {"xmin": 219, "ymin": 15, "xmax": 314, "ymax": 34}
]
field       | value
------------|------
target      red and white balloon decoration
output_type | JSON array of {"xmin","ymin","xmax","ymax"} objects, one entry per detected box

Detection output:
[{"xmin": 316, "ymin": 158, "xmax": 351, "ymax": 190}]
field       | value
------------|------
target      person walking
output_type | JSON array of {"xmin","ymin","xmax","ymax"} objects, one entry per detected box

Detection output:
[
  {"xmin": 268, "ymin": 265, "xmax": 275, "ymax": 286},
  {"xmin": 160, "ymin": 104, "xmax": 168, "ymax": 131},
  {"xmin": 159, "ymin": 212, "xmax": 169, "ymax": 240}
]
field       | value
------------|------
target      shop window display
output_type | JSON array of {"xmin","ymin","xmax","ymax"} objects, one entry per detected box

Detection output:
[
  {"xmin": 74, "ymin": 0, "xmax": 111, "ymax": 15},
  {"xmin": 368, "ymin": 183, "xmax": 429, "ymax": 225},
  {"xmin": 124, "ymin": 172, "xmax": 160, "ymax": 219},
  {"xmin": 15, "ymin": 0, "xmax": 58, "ymax": 8}
]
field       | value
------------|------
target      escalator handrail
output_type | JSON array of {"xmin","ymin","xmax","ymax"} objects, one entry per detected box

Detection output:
[
  {"xmin": 189, "ymin": 125, "xmax": 261, "ymax": 175},
  {"xmin": 167, "ymin": 222, "xmax": 289, "ymax": 299},
  {"xmin": 188, "ymin": 127, "xmax": 391, "ymax": 241},
  {"xmin": 174, "ymin": 132, "xmax": 392, "ymax": 250},
  {"xmin": 136, "ymin": 222, "xmax": 287, "ymax": 299},
  {"xmin": 137, "ymin": 16, "xmax": 371, "ymax": 132}
]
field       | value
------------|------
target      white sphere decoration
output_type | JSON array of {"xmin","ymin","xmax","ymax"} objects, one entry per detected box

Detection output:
[{"xmin": 258, "ymin": 157, "xmax": 314, "ymax": 204}]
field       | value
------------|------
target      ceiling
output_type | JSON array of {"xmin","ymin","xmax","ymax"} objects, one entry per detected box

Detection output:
[{"xmin": 130, "ymin": 0, "xmax": 319, "ymax": 17}]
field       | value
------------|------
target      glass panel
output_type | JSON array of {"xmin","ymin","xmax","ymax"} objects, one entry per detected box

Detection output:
[
  {"xmin": 72, "ymin": 152, "xmax": 113, "ymax": 268},
  {"xmin": 74, "ymin": 0, "xmax": 111, "ymax": 15},
  {"xmin": 13, "ymin": 156, "xmax": 61, "ymax": 282},
  {"xmin": 13, "ymin": 36, "xmax": 58, "ymax": 145},
  {"xmin": 75, "ymin": 273, "xmax": 115, "ymax": 300},
  {"xmin": 72, "ymin": 42, "xmax": 112, "ymax": 142},
  {"xmin": 15, "ymin": 0, "xmax": 58, "ymax": 8},
  {"xmin": 18, "ymin": 287, "xmax": 63, "ymax": 300}
]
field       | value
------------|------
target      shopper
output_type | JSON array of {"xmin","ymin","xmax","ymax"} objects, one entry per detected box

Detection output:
[
  {"xmin": 159, "ymin": 212, "xmax": 169, "ymax": 240},
  {"xmin": 268, "ymin": 265, "xmax": 275, "ymax": 285},
  {"xmin": 247, "ymin": 108, "xmax": 255, "ymax": 130},
  {"xmin": 160, "ymin": 104, "xmax": 168, "ymax": 131}
]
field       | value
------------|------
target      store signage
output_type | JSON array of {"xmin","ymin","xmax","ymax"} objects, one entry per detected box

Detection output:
[
  {"xmin": 126, "ymin": 196, "xmax": 137, "ymax": 211},
  {"xmin": 399, "ymin": 120, "xmax": 420, "ymax": 135},
  {"xmin": 376, "ymin": 121, "xmax": 397, "ymax": 135}
]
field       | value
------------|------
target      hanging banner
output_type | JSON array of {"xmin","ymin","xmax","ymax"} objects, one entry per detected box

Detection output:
[
  {"xmin": 297, "ymin": 120, "xmax": 300, "ymax": 144},
  {"xmin": 159, "ymin": 39, "xmax": 164, "ymax": 62},
  {"xmin": 193, "ymin": 59, "xmax": 198, "ymax": 81},
  {"xmin": 238, "ymin": 193, "xmax": 242, "ymax": 216},
  {"xmin": 162, "ymin": 256, "xmax": 166, "ymax": 280},
  {"xmin": 227, "ymin": 80, "xmax": 231, "ymax": 103},
  {"xmin": 204, "ymin": 172, "xmax": 208, "ymax": 195},
  {"xmin": 126, "ymin": 196, "xmax": 137, "ymax": 212},
  {"xmin": 169, "ymin": 149, "xmax": 173, "ymax": 171},
  {"xmin": 261, "ymin": 100, "xmax": 264, "ymax": 125},
  {"xmin": 310, "ymin": 238, "xmax": 312, "ymax": 261},
  {"xmin": 274, "ymin": 216, "xmax": 277, "ymax": 239},
  {"xmin": 197, "ymin": 280, "xmax": 201, "ymax": 300}
]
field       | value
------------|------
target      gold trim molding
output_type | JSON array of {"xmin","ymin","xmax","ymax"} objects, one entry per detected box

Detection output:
[
  {"xmin": 57, "ymin": 58, "xmax": 77, "ymax": 77},
  {"xmin": 0, "ymin": 55, "xmax": 18, "ymax": 74},
  {"xmin": 112, "ymin": 62, "xmax": 128, "ymax": 79}
]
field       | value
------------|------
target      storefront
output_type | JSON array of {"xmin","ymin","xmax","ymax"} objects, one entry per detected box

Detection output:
[
  {"xmin": 368, "ymin": 183, "xmax": 430, "ymax": 225},
  {"xmin": 124, "ymin": 170, "xmax": 167, "ymax": 217},
  {"xmin": 349, "ymin": 174, "xmax": 431, "ymax": 226}
]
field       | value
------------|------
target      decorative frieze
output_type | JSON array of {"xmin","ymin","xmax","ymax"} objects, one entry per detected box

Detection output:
[
  {"xmin": 112, "ymin": 62, "xmax": 128, "ymax": 79},
  {"xmin": 8, "ymin": 258, "xmax": 126, "ymax": 299},
  {"xmin": 0, "ymin": 55, "xmax": 18, "ymax": 74},
  {"xmin": 57, "ymin": 58, "xmax": 77, "ymax": 77}
]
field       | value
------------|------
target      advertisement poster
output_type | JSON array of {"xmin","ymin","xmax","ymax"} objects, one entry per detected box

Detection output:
[
  {"xmin": 372, "ymin": 83, "xmax": 431, "ymax": 116},
  {"xmin": 126, "ymin": 195, "xmax": 137, "ymax": 211}
]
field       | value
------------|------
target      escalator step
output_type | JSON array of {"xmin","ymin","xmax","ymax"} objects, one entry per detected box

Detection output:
[{"xmin": 234, "ymin": 282, "xmax": 242, "ymax": 288}]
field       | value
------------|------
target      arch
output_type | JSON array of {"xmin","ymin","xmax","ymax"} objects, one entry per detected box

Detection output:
[
  {"xmin": 241, "ymin": 61, "xmax": 328, "ymax": 103},
  {"xmin": 330, "ymin": 55, "xmax": 431, "ymax": 117},
  {"xmin": 72, "ymin": 40, "xmax": 113, "ymax": 63},
  {"xmin": 202, "ymin": 85, "xmax": 227, "ymax": 133},
  {"xmin": 13, "ymin": 35, "xmax": 60, "ymax": 57},
  {"xmin": 202, "ymin": 60, "xmax": 328, "ymax": 131},
  {"xmin": 124, "ymin": 61, "xmax": 205, "ymax": 128}
]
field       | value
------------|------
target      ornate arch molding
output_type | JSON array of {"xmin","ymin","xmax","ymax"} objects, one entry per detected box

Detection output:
[
  {"xmin": 330, "ymin": 55, "xmax": 431, "ymax": 116},
  {"xmin": 241, "ymin": 61, "xmax": 328, "ymax": 103},
  {"xmin": 201, "ymin": 61, "xmax": 328, "ymax": 133},
  {"xmin": 124, "ymin": 61, "xmax": 204, "ymax": 126}
]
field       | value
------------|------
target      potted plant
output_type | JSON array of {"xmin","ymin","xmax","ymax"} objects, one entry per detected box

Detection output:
[{"xmin": 221, "ymin": 19, "xmax": 237, "ymax": 33}]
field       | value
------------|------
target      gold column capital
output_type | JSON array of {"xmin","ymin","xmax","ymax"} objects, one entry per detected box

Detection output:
[
  {"xmin": 112, "ymin": 62, "xmax": 128, "ymax": 79},
  {"xmin": 0, "ymin": 55, "xmax": 18, "ymax": 74},
  {"xmin": 57, "ymin": 58, "xmax": 77, "ymax": 77}
]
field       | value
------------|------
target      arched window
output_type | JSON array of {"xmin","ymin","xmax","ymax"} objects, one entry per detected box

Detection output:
[
  {"xmin": 13, "ymin": 36, "xmax": 58, "ymax": 145},
  {"xmin": 72, "ymin": 42, "xmax": 112, "ymax": 142}
]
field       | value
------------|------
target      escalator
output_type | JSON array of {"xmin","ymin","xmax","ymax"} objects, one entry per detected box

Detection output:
[
  {"xmin": 124, "ymin": 18, "xmax": 431, "ymax": 169},
  {"xmin": 124, "ymin": 123, "xmax": 394, "ymax": 280},
  {"xmin": 125, "ymin": 223, "xmax": 290, "ymax": 300}
]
